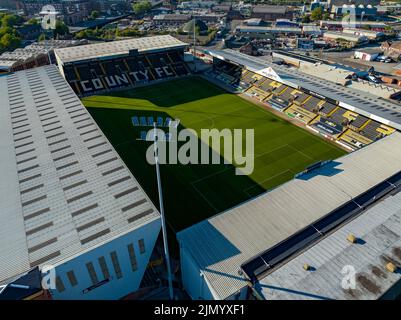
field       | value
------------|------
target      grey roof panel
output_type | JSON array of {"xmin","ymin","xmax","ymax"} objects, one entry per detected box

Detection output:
[
  {"xmin": 177, "ymin": 132, "xmax": 401, "ymax": 300},
  {"xmin": 0, "ymin": 65, "xmax": 160, "ymax": 284},
  {"xmin": 55, "ymin": 35, "xmax": 188, "ymax": 64}
]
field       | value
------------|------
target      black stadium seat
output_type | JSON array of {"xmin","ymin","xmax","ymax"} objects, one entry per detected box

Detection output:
[
  {"xmin": 65, "ymin": 49, "xmax": 191, "ymax": 96},
  {"xmin": 63, "ymin": 66, "xmax": 77, "ymax": 81}
]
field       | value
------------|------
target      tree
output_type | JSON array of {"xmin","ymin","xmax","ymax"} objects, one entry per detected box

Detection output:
[
  {"xmin": 310, "ymin": 7, "xmax": 323, "ymax": 22},
  {"xmin": 323, "ymin": 12, "xmax": 330, "ymax": 20},
  {"xmin": 27, "ymin": 18, "xmax": 39, "ymax": 25},
  {"xmin": 301, "ymin": 15, "xmax": 311, "ymax": 23},
  {"xmin": 54, "ymin": 20, "xmax": 69, "ymax": 37},
  {"xmin": 38, "ymin": 33, "xmax": 46, "ymax": 41},
  {"xmin": 91, "ymin": 10, "xmax": 100, "ymax": 20},
  {"xmin": 0, "ymin": 33, "xmax": 21, "ymax": 50},
  {"xmin": 132, "ymin": 0, "xmax": 152, "ymax": 15},
  {"xmin": 1, "ymin": 14, "xmax": 21, "ymax": 27}
]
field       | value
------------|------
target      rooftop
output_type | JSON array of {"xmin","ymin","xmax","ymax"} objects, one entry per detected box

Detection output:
[
  {"xmin": 259, "ymin": 187, "xmax": 401, "ymax": 300},
  {"xmin": 253, "ymin": 5, "xmax": 287, "ymax": 14},
  {"xmin": 177, "ymin": 132, "xmax": 401, "ymax": 300},
  {"xmin": 0, "ymin": 40, "xmax": 85, "ymax": 69},
  {"xmin": 205, "ymin": 49, "xmax": 401, "ymax": 130},
  {"xmin": 54, "ymin": 35, "xmax": 188, "ymax": 64},
  {"xmin": 0, "ymin": 65, "xmax": 160, "ymax": 284},
  {"xmin": 153, "ymin": 14, "xmax": 192, "ymax": 21}
]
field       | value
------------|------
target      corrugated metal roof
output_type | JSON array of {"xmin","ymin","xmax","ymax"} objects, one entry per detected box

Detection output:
[
  {"xmin": 205, "ymin": 49, "xmax": 401, "ymax": 131},
  {"xmin": 259, "ymin": 189, "xmax": 401, "ymax": 300},
  {"xmin": 54, "ymin": 35, "xmax": 187, "ymax": 64},
  {"xmin": 0, "ymin": 65, "xmax": 160, "ymax": 284},
  {"xmin": 177, "ymin": 132, "xmax": 401, "ymax": 300}
]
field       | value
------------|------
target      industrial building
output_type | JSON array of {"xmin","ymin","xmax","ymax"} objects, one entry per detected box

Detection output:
[
  {"xmin": 0, "ymin": 65, "xmax": 161, "ymax": 300},
  {"xmin": 323, "ymin": 31, "xmax": 369, "ymax": 45},
  {"xmin": 251, "ymin": 5, "xmax": 292, "ymax": 21},
  {"xmin": 0, "ymin": 40, "xmax": 86, "ymax": 74}
]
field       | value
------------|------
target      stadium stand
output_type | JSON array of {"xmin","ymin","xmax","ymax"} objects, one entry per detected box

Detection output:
[
  {"xmin": 298, "ymin": 96, "xmax": 322, "ymax": 113},
  {"xmin": 318, "ymin": 101, "xmax": 337, "ymax": 117},
  {"xmin": 203, "ymin": 49, "xmax": 399, "ymax": 151},
  {"xmin": 360, "ymin": 120, "xmax": 383, "ymax": 141},
  {"xmin": 55, "ymin": 36, "xmax": 190, "ymax": 96},
  {"xmin": 349, "ymin": 114, "xmax": 369, "ymax": 131}
]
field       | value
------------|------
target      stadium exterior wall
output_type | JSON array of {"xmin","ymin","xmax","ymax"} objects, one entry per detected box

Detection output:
[
  {"xmin": 180, "ymin": 245, "xmax": 216, "ymax": 300},
  {"xmin": 49, "ymin": 218, "xmax": 161, "ymax": 300},
  {"xmin": 180, "ymin": 243, "xmax": 249, "ymax": 300}
]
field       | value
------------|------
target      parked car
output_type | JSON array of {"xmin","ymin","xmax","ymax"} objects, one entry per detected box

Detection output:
[
  {"xmin": 367, "ymin": 74, "xmax": 382, "ymax": 83},
  {"xmin": 376, "ymin": 55, "xmax": 393, "ymax": 63}
]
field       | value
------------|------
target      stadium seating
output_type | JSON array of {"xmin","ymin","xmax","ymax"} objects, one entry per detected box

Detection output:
[
  {"xmin": 208, "ymin": 61, "xmax": 397, "ymax": 150},
  {"xmin": 327, "ymin": 107, "xmax": 348, "ymax": 127},
  {"xmin": 300, "ymin": 96, "xmax": 322, "ymax": 113},
  {"xmin": 318, "ymin": 101, "xmax": 337, "ymax": 117},
  {"xmin": 360, "ymin": 120, "xmax": 382, "ymax": 141},
  {"xmin": 63, "ymin": 49, "xmax": 191, "ymax": 96},
  {"xmin": 349, "ymin": 115, "xmax": 369, "ymax": 131}
]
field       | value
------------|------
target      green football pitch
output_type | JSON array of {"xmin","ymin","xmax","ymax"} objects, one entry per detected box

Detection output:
[{"xmin": 82, "ymin": 77, "xmax": 346, "ymax": 232}]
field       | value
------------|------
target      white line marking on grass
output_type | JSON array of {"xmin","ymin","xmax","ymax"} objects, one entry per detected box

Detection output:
[
  {"xmin": 191, "ymin": 165, "xmax": 233, "ymax": 186},
  {"xmin": 191, "ymin": 183, "xmax": 219, "ymax": 213},
  {"xmin": 253, "ymin": 144, "xmax": 289, "ymax": 159},
  {"xmin": 183, "ymin": 105, "xmax": 247, "ymax": 128},
  {"xmin": 288, "ymin": 144, "xmax": 313, "ymax": 160}
]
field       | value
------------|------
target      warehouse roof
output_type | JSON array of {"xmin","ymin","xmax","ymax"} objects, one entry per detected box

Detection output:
[
  {"xmin": 153, "ymin": 14, "xmax": 192, "ymax": 21},
  {"xmin": 253, "ymin": 5, "xmax": 287, "ymax": 14},
  {"xmin": 177, "ymin": 132, "xmax": 401, "ymax": 300},
  {"xmin": 0, "ymin": 65, "xmax": 160, "ymax": 284},
  {"xmin": 206, "ymin": 49, "xmax": 401, "ymax": 130},
  {"xmin": 259, "ymin": 187, "xmax": 401, "ymax": 300},
  {"xmin": 54, "ymin": 35, "xmax": 188, "ymax": 64}
]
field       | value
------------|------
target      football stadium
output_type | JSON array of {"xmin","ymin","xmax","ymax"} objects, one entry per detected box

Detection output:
[
  {"xmin": 54, "ymin": 35, "xmax": 347, "ymax": 232},
  {"xmin": 2, "ymin": 35, "xmax": 401, "ymax": 300}
]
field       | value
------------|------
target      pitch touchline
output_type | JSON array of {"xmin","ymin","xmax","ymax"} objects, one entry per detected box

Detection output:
[
  {"xmin": 183, "ymin": 105, "xmax": 247, "ymax": 128},
  {"xmin": 190, "ymin": 145, "xmax": 291, "ymax": 187},
  {"xmin": 243, "ymin": 169, "xmax": 293, "ymax": 196},
  {"xmin": 191, "ymin": 165, "xmax": 233, "ymax": 186},
  {"xmin": 191, "ymin": 183, "xmax": 219, "ymax": 213},
  {"xmin": 253, "ymin": 144, "xmax": 290, "ymax": 159},
  {"xmin": 288, "ymin": 144, "xmax": 313, "ymax": 160}
]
